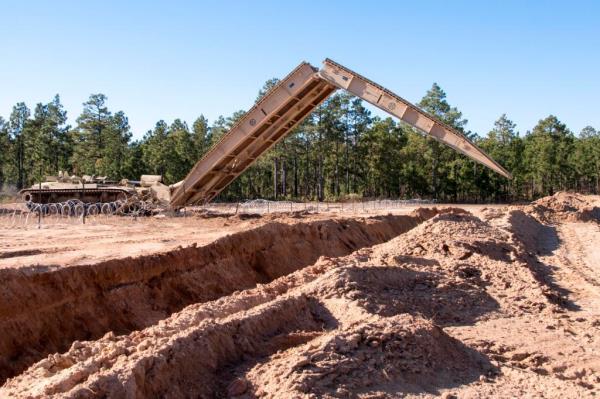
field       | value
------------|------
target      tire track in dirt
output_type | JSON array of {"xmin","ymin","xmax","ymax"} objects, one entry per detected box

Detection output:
[{"xmin": 558, "ymin": 223, "xmax": 600, "ymax": 291}]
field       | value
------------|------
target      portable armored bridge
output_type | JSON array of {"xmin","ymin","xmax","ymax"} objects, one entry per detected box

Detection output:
[{"xmin": 170, "ymin": 59, "xmax": 511, "ymax": 207}]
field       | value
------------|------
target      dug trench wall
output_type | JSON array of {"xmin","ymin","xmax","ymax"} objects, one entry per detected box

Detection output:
[{"xmin": 0, "ymin": 209, "xmax": 438, "ymax": 383}]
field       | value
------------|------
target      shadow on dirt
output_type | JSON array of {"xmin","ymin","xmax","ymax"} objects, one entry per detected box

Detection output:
[
  {"xmin": 212, "ymin": 297, "xmax": 338, "ymax": 398},
  {"xmin": 335, "ymin": 266, "xmax": 500, "ymax": 326}
]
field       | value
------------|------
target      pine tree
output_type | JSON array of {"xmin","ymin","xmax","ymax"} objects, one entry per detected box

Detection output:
[
  {"xmin": 123, "ymin": 140, "xmax": 146, "ymax": 180},
  {"xmin": 0, "ymin": 117, "xmax": 9, "ymax": 190},
  {"xmin": 346, "ymin": 97, "xmax": 372, "ymax": 194},
  {"xmin": 141, "ymin": 120, "xmax": 171, "ymax": 179},
  {"xmin": 479, "ymin": 114, "xmax": 523, "ymax": 200},
  {"xmin": 416, "ymin": 83, "xmax": 470, "ymax": 200},
  {"xmin": 523, "ymin": 115, "xmax": 574, "ymax": 196},
  {"xmin": 168, "ymin": 119, "xmax": 195, "ymax": 181},
  {"xmin": 48, "ymin": 95, "xmax": 72, "ymax": 174},
  {"xmin": 8, "ymin": 102, "xmax": 31, "ymax": 188},
  {"xmin": 192, "ymin": 115, "xmax": 211, "ymax": 159},
  {"xmin": 256, "ymin": 78, "xmax": 280, "ymax": 102},
  {"xmin": 400, "ymin": 129, "xmax": 430, "ymax": 198},
  {"xmin": 360, "ymin": 117, "xmax": 405, "ymax": 197},
  {"xmin": 71, "ymin": 94, "xmax": 131, "ymax": 178},
  {"xmin": 71, "ymin": 94, "xmax": 112, "ymax": 175},
  {"xmin": 98, "ymin": 111, "xmax": 131, "ymax": 178},
  {"xmin": 22, "ymin": 95, "xmax": 70, "ymax": 182},
  {"xmin": 572, "ymin": 126, "xmax": 600, "ymax": 193}
]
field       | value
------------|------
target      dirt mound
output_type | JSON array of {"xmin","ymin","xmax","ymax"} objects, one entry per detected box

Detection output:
[
  {"xmin": 371, "ymin": 211, "xmax": 553, "ymax": 315},
  {"xmin": 503, "ymin": 209, "xmax": 555, "ymax": 255},
  {"xmin": 531, "ymin": 191, "xmax": 600, "ymax": 223},
  {"xmin": 246, "ymin": 314, "xmax": 492, "ymax": 397},
  {"xmin": 0, "ymin": 267, "xmax": 495, "ymax": 398}
]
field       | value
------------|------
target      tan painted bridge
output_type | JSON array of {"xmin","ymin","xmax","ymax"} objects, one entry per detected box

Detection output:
[{"xmin": 170, "ymin": 59, "xmax": 511, "ymax": 206}]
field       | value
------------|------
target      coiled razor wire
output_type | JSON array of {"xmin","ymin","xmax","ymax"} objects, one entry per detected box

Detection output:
[
  {"xmin": 25, "ymin": 199, "xmax": 124, "ymax": 217},
  {"xmin": 21, "ymin": 192, "xmax": 162, "ymax": 217},
  {"xmin": 0, "ymin": 195, "xmax": 161, "ymax": 227}
]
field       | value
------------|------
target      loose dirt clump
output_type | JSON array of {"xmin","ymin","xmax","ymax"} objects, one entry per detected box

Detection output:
[
  {"xmin": 245, "ymin": 314, "xmax": 491, "ymax": 398},
  {"xmin": 530, "ymin": 191, "xmax": 600, "ymax": 223}
]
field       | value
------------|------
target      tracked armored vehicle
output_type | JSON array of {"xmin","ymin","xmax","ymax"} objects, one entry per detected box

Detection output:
[{"xmin": 20, "ymin": 173, "xmax": 170, "ymax": 215}]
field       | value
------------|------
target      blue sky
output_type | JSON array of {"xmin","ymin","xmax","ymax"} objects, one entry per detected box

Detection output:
[{"xmin": 1, "ymin": 1, "xmax": 599, "ymax": 139}]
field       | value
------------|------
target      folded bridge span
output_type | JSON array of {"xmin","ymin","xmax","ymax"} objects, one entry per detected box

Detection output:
[{"xmin": 170, "ymin": 59, "xmax": 511, "ymax": 207}]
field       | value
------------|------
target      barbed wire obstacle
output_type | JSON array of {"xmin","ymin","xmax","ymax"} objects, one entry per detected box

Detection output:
[
  {"xmin": 0, "ymin": 197, "xmax": 436, "ymax": 228},
  {"xmin": 199, "ymin": 198, "xmax": 436, "ymax": 215},
  {"xmin": 0, "ymin": 193, "xmax": 166, "ymax": 228},
  {"xmin": 22, "ymin": 192, "xmax": 164, "ymax": 218},
  {"xmin": 25, "ymin": 199, "xmax": 118, "ymax": 217}
]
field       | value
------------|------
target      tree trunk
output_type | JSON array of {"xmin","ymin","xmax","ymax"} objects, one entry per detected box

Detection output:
[
  {"xmin": 345, "ymin": 129, "xmax": 350, "ymax": 194},
  {"xmin": 273, "ymin": 158, "xmax": 278, "ymax": 200},
  {"xmin": 281, "ymin": 158, "xmax": 286, "ymax": 198},
  {"xmin": 318, "ymin": 156, "xmax": 323, "ymax": 201},
  {"xmin": 293, "ymin": 156, "xmax": 298, "ymax": 198}
]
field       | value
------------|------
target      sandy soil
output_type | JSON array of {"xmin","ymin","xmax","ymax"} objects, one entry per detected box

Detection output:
[
  {"xmin": 0, "ymin": 204, "xmax": 501, "ymax": 270},
  {"xmin": 0, "ymin": 213, "xmax": 302, "ymax": 269},
  {"xmin": 0, "ymin": 194, "xmax": 599, "ymax": 398}
]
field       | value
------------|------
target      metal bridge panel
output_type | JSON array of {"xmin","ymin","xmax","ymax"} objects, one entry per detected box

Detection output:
[
  {"xmin": 319, "ymin": 59, "xmax": 512, "ymax": 179},
  {"xmin": 170, "ymin": 62, "xmax": 332, "ymax": 206}
]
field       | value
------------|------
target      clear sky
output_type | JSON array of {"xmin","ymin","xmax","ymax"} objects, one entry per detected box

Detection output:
[{"xmin": 1, "ymin": 0, "xmax": 599, "ymax": 139}]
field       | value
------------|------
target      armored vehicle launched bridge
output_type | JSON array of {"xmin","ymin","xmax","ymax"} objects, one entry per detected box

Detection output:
[{"xmin": 22, "ymin": 59, "xmax": 511, "ymax": 213}]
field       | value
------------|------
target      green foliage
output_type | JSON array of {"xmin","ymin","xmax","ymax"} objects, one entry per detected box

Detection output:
[
  {"xmin": 71, "ymin": 94, "xmax": 131, "ymax": 178},
  {"xmin": 523, "ymin": 115, "xmax": 575, "ymax": 196},
  {"xmin": 478, "ymin": 114, "xmax": 524, "ymax": 200},
  {"xmin": 140, "ymin": 119, "xmax": 198, "ymax": 184},
  {"xmin": 256, "ymin": 78, "xmax": 280, "ymax": 102},
  {"xmin": 0, "ymin": 117, "xmax": 9, "ymax": 189},
  {"xmin": 8, "ymin": 102, "xmax": 31, "ymax": 188},
  {"xmin": 1, "ymin": 85, "xmax": 598, "ymax": 201},
  {"xmin": 192, "ymin": 115, "xmax": 211, "ymax": 159},
  {"xmin": 572, "ymin": 126, "xmax": 600, "ymax": 193},
  {"xmin": 359, "ymin": 117, "xmax": 406, "ymax": 197}
]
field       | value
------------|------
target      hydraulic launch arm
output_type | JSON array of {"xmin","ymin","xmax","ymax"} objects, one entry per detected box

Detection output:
[{"xmin": 170, "ymin": 59, "xmax": 511, "ymax": 207}]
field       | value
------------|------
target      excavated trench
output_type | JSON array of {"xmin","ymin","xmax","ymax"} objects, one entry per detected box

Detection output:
[{"xmin": 0, "ymin": 209, "xmax": 438, "ymax": 383}]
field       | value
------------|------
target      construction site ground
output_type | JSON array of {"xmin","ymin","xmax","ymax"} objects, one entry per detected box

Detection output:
[{"xmin": 0, "ymin": 193, "xmax": 599, "ymax": 398}]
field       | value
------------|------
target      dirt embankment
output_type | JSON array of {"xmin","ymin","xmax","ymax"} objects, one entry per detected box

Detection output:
[
  {"xmin": 0, "ymin": 209, "xmax": 438, "ymax": 384},
  {"xmin": 529, "ymin": 191, "xmax": 600, "ymax": 223},
  {"xmin": 6, "ymin": 204, "xmax": 593, "ymax": 398}
]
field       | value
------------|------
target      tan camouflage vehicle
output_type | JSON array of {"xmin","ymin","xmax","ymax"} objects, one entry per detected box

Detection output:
[{"xmin": 20, "ymin": 172, "xmax": 171, "ymax": 215}]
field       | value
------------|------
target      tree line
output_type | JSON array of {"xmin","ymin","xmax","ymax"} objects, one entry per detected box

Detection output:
[{"xmin": 1, "ymin": 82, "xmax": 599, "ymax": 203}]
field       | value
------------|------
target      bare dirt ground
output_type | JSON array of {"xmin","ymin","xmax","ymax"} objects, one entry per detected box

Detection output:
[
  {"xmin": 0, "ymin": 204, "xmax": 497, "ymax": 270},
  {"xmin": 0, "ymin": 194, "xmax": 599, "ymax": 398}
]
